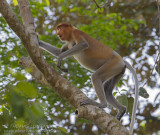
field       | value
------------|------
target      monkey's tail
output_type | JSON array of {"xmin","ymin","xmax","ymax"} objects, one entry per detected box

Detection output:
[{"xmin": 123, "ymin": 60, "xmax": 139, "ymax": 135}]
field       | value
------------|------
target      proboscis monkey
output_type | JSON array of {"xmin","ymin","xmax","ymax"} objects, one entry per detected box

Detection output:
[{"xmin": 39, "ymin": 23, "xmax": 139, "ymax": 134}]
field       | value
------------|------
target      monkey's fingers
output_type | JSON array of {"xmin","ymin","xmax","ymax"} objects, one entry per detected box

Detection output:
[
  {"xmin": 61, "ymin": 68, "xmax": 68, "ymax": 72},
  {"xmin": 57, "ymin": 65, "xmax": 68, "ymax": 72}
]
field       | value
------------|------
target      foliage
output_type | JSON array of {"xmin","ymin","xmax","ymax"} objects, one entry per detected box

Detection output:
[
  {"xmin": 0, "ymin": 0, "xmax": 160, "ymax": 134},
  {"xmin": 79, "ymin": 13, "xmax": 141, "ymax": 50}
]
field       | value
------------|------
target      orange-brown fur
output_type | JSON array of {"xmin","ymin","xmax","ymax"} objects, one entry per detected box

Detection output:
[
  {"xmin": 56, "ymin": 23, "xmax": 124, "ymax": 71},
  {"xmin": 39, "ymin": 23, "xmax": 138, "ymax": 134}
]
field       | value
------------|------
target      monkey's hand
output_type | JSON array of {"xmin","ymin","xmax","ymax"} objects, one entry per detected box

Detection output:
[{"xmin": 57, "ymin": 57, "xmax": 68, "ymax": 72}]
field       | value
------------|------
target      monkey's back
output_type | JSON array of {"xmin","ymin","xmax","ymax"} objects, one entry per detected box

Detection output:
[
  {"xmin": 79, "ymin": 30, "xmax": 114, "ymax": 60},
  {"xmin": 72, "ymin": 29, "xmax": 123, "ymax": 71}
]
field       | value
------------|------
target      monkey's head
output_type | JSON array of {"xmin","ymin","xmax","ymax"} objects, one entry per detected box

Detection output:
[{"xmin": 56, "ymin": 23, "xmax": 73, "ymax": 42}]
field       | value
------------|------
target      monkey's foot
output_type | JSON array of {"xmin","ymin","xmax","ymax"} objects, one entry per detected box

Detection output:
[
  {"xmin": 61, "ymin": 68, "xmax": 68, "ymax": 72},
  {"xmin": 80, "ymin": 99, "xmax": 107, "ymax": 108},
  {"xmin": 57, "ymin": 66, "xmax": 68, "ymax": 72},
  {"xmin": 116, "ymin": 108, "xmax": 126, "ymax": 121},
  {"xmin": 80, "ymin": 99, "xmax": 91, "ymax": 106}
]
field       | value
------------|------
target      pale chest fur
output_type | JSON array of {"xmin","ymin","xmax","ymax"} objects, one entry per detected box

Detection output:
[{"xmin": 73, "ymin": 52, "xmax": 107, "ymax": 71}]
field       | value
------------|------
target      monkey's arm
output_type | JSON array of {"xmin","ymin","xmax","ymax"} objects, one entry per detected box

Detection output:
[
  {"xmin": 60, "ymin": 44, "xmax": 69, "ymax": 52},
  {"xmin": 57, "ymin": 41, "xmax": 89, "ymax": 70},
  {"xmin": 39, "ymin": 40, "xmax": 61, "ymax": 57}
]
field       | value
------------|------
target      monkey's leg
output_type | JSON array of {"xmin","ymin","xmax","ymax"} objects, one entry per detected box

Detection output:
[
  {"xmin": 39, "ymin": 40, "xmax": 61, "ymax": 57},
  {"xmin": 80, "ymin": 73, "xmax": 108, "ymax": 108},
  {"xmin": 80, "ymin": 59, "xmax": 125, "ymax": 108},
  {"xmin": 80, "ymin": 63, "xmax": 110, "ymax": 108},
  {"xmin": 104, "ymin": 67, "xmax": 126, "ymax": 121}
]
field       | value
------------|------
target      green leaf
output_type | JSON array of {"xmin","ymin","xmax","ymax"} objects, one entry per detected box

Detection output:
[
  {"xmin": 117, "ymin": 79, "xmax": 125, "ymax": 87},
  {"xmin": 15, "ymin": 82, "xmax": 37, "ymax": 98},
  {"xmin": 127, "ymin": 97, "xmax": 134, "ymax": 115},
  {"xmin": 56, "ymin": 0, "xmax": 64, "ymax": 3},
  {"xmin": 120, "ymin": 89, "xmax": 128, "ymax": 92},
  {"xmin": 12, "ymin": 72, "xmax": 26, "ymax": 81},
  {"xmin": 70, "ymin": 7, "xmax": 77, "ymax": 12},
  {"xmin": 116, "ymin": 95, "xmax": 128, "ymax": 107},
  {"xmin": 15, "ymin": 119, "xmax": 25, "ymax": 127},
  {"xmin": 30, "ymin": 103, "xmax": 44, "ymax": 117},
  {"xmin": 139, "ymin": 87, "xmax": 149, "ymax": 98},
  {"xmin": 62, "ymin": 6, "xmax": 68, "ymax": 12},
  {"xmin": 10, "ymin": 91, "xmax": 24, "ymax": 118},
  {"xmin": 113, "ymin": 92, "xmax": 118, "ymax": 96},
  {"xmin": 57, "ymin": 126, "xmax": 68, "ymax": 133},
  {"xmin": 45, "ymin": 0, "xmax": 50, "ymax": 6},
  {"xmin": 95, "ymin": 8, "xmax": 104, "ymax": 13}
]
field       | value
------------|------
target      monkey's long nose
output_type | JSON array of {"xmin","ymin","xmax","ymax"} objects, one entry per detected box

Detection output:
[{"xmin": 57, "ymin": 32, "xmax": 62, "ymax": 37}]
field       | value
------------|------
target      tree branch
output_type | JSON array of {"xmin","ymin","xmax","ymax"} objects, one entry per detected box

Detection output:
[
  {"xmin": 19, "ymin": 56, "xmax": 129, "ymax": 135},
  {"xmin": 0, "ymin": 0, "xmax": 129, "ymax": 134},
  {"xmin": 19, "ymin": 57, "xmax": 49, "ymax": 86},
  {"xmin": 92, "ymin": 0, "xmax": 101, "ymax": 8}
]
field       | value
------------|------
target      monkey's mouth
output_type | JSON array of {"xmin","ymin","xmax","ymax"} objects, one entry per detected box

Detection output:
[{"xmin": 59, "ymin": 35, "xmax": 64, "ymax": 40}]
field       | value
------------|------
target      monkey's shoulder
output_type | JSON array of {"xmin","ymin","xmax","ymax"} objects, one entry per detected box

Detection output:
[
  {"xmin": 72, "ymin": 29, "xmax": 113, "ymax": 54},
  {"xmin": 72, "ymin": 29, "xmax": 98, "ymax": 44},
  {"xmin": 73, "ymin": 29, "xmax": 102, "ymax": 44}
]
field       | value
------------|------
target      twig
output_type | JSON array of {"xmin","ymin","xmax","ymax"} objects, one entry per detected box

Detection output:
[
  {"xmin": 92, "ymin": 0, "xmax": 112, "ymax": 8},
  {"xmin": 154, "ymin": 92, "xmax": 160, "ymax": 102},
  {"xmin": 142, "ymin": 52, "xmax": 160, "ymax": 88},
  {"xmin": 92, "ymin": 0, "xmax": 101, "ymax": 8},
  {"xmin": 103, "ymin": 0, "xmax": 112, "ymax": 7}
]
